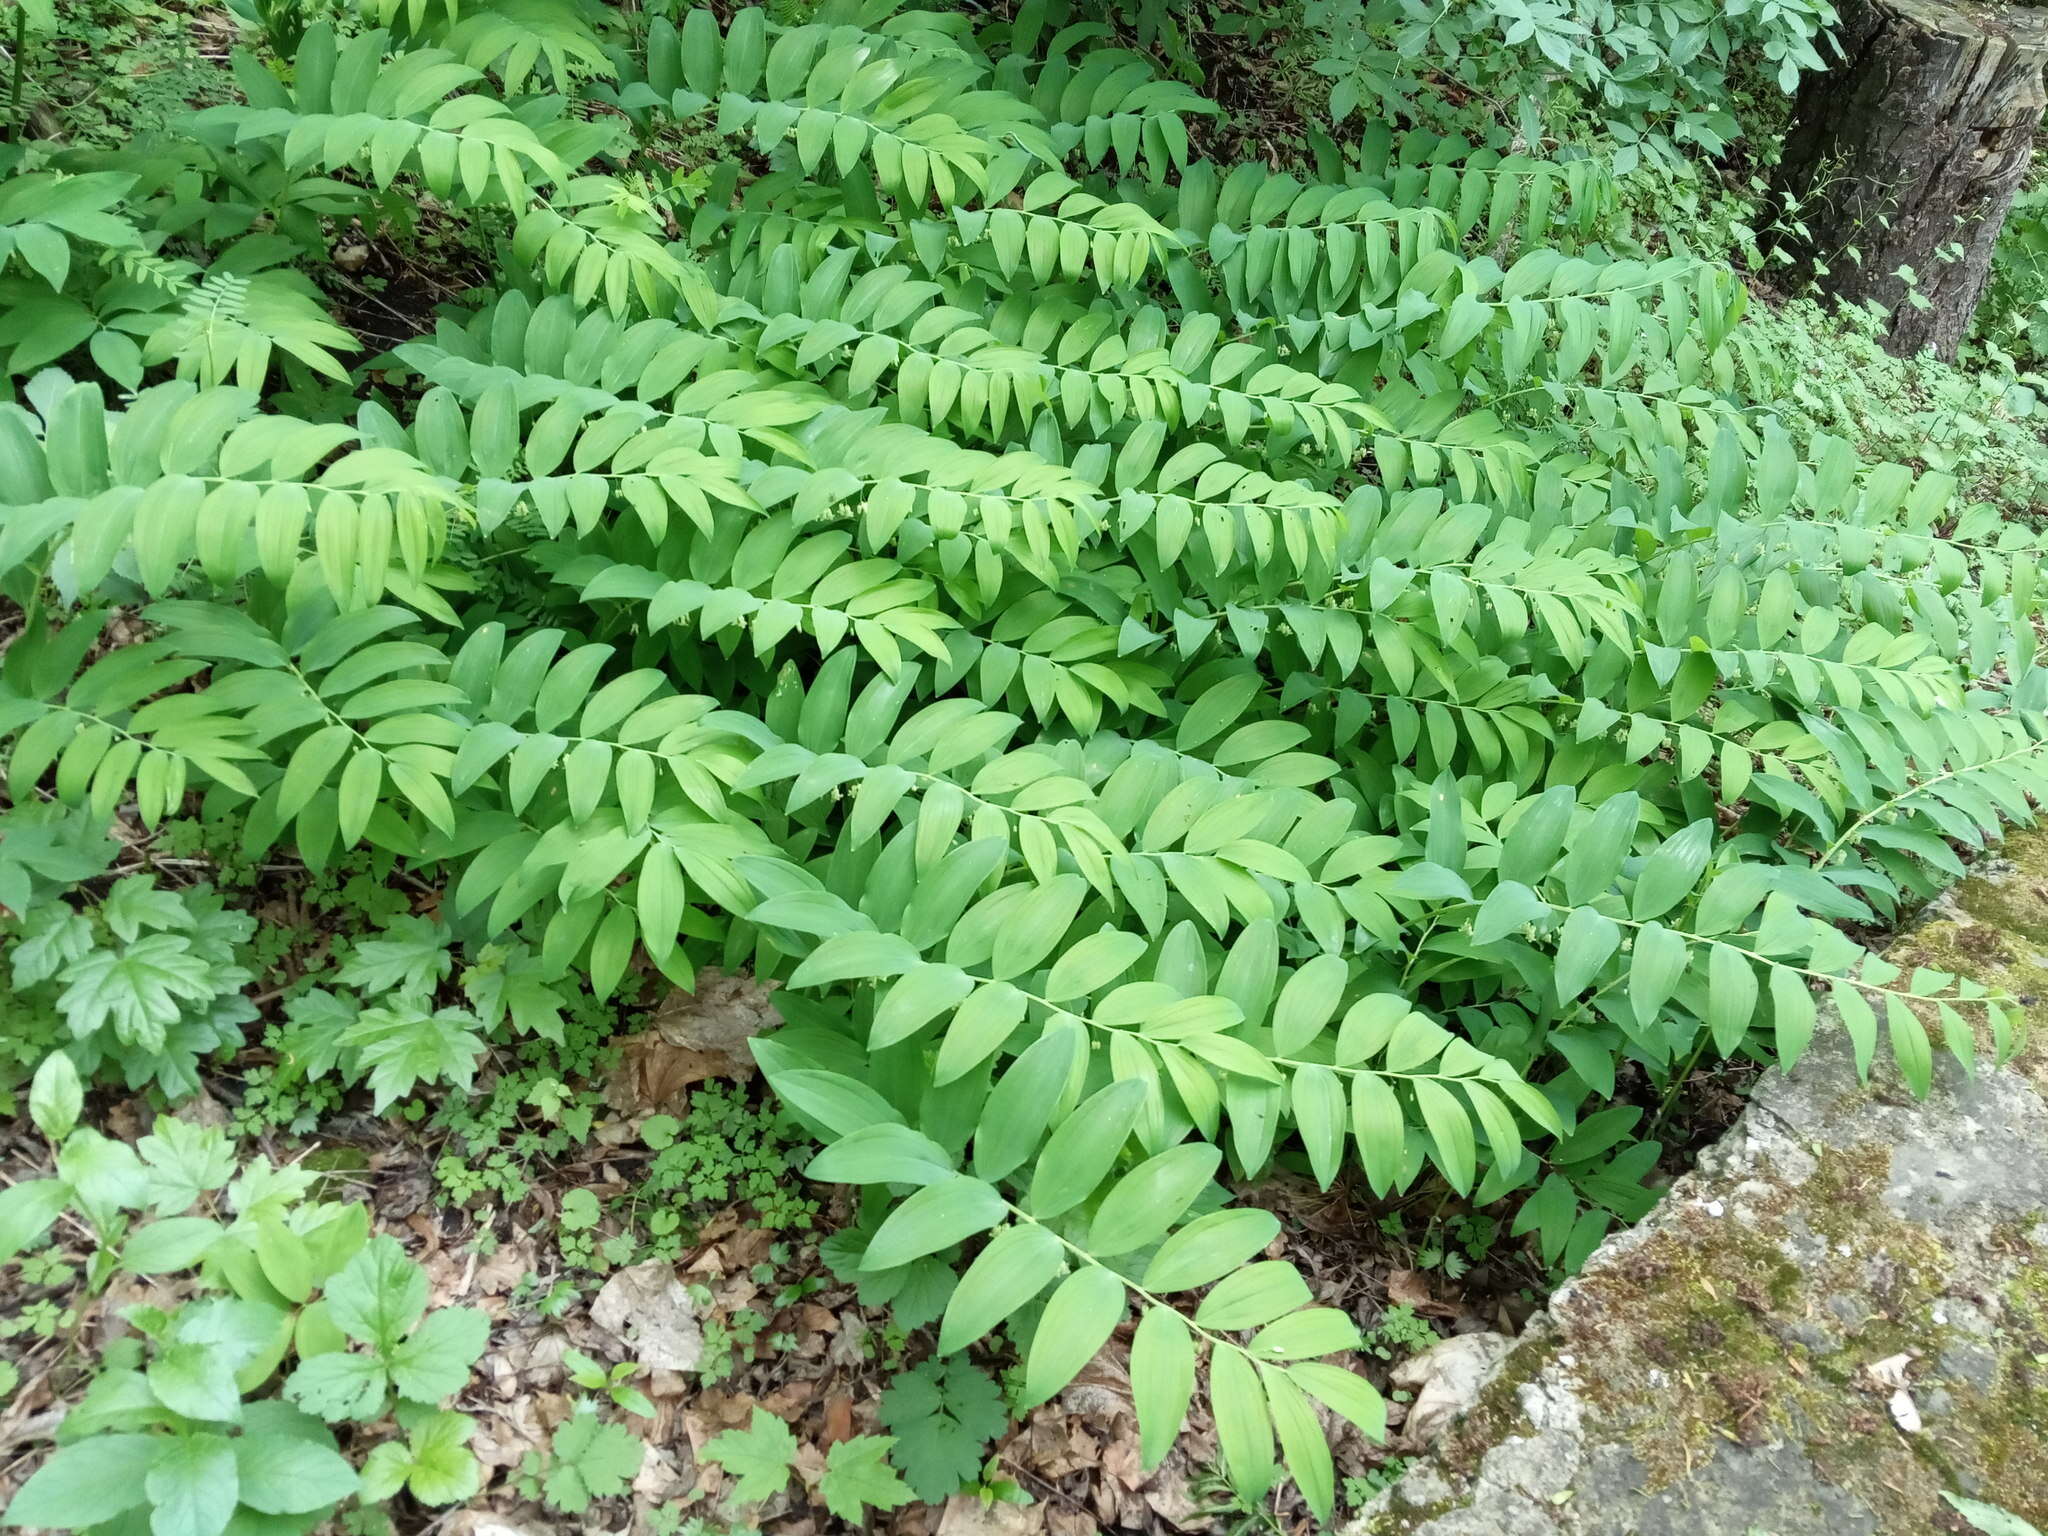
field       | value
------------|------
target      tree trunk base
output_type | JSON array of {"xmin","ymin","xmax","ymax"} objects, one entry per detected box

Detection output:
[{"xmin": 1768, "ymin": 0, "xmax": 2048, "ymax": 361}]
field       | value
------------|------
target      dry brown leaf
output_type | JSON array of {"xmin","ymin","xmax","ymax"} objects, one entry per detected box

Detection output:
[
  {"xmin": 472, "ymin": 1398, "xmax": 550, "ymax": 1471},
  {"xmin": 791, "ymin": 1439, "xmax": 829, "ymax": 1493},
  {"xmin": 1100, "ymin": 1433, "xmax": 1145, "ymax": 1491},
  {"xmin": 1058, "ymin": 1353, "xmax": 1132, "ymax": 1422},
  {"xmin": 1139, "ymin": 1447, "xmax": 1211, "ymax": 1530},
  {"xmin": 592, "ymin": 1260, "xmax": 704, "ymax": 1372},
  {"xmin": 1385, "ymin": 1267, "xmax": 1459, "ymax": 1319},
  {"xmin": 724, "ymin": 1225, "xmax": 776, "ymax": 1271},
  {"xmin": 826, "ymin": 1316, "xmax": 870, "ymax": 1371},
  {"xmin": 605, "ymin": 969, "xmax": 780, "ymax": 1113},
  {"xmin": 1389, "ymin": 1331, "xmax": 1514, "ymax": 1445},
  {"xmin": 492, "ymin": 1328, "xmax": 568, "ymax": 1387},
  {"xmin": 760, "ymin": 1380, "xmax": 816, "ymax": 1419},
  {"xmin": 690, "ymin": 1210, "xmax": 744, "ymax": 1254},
  {"xmin": 471, "ymin": 1235, "xmax": 536, "ymax": 1297},
  {"xmin": 631, "ymin": 1442, "xmax": 694, "ymax": 1505},
  {"xmin": 799, "ymin": 1302, "xmax": 840, "ymax": 1334},
  {"xmin": 646, "ymin": 1367, "xmax": 693, "ymax": 1401},
  {"xmin": 170, "ymin": 1090, "xmax": 228, "ymax": 1130},
  {"xmin": 681, "ymin": 1391, "xmax": 759, "ymax": 1455},
  {"xmin": 405, "ymin": 1211, "xmax": 443, "ymax": 1257},
  {"xmin": 936, "ymin": 1496, "xmax": 1045, "ymax": 1535},
  {"xmin": 820, "ymin": 1393, "xmax": 855, "ymax": 1448},
  {"xmin": 1089, "ymin": 1476, "xmax": 1117, "ymax": 1524},
  {"xmin": 447, "ymin": 1513, "xmax": 549, "ymax": 1536}
]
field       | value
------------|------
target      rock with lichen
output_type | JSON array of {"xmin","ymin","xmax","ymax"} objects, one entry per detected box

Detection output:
[{"xmin": 1347, "ymin": 834, "xmax": 2048, "ymax": 1535}]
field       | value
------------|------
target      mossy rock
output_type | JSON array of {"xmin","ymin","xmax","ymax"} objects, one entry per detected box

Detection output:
[{"xmin": 1349, "ymin": 833, "xmax": 2048, "ymax": 1536}]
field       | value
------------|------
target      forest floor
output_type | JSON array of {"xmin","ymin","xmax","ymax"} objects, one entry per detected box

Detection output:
[
  {"xmin": 0, "ymin": 825, "xmax": 1767, "ymax": 1534},
  {"xmin": 6, "ymin": 3, "xmax": 2041, "ymax": 1534}
]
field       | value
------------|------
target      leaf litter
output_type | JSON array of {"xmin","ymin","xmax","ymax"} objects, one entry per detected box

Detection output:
[{"xmin": 0, "ymin": 952, "xmax": 1557, "ymax": 1536}]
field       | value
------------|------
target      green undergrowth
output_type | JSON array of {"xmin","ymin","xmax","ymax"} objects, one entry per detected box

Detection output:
[{"xmin": 5, "ymin": 0, "xmax": 2048, "ymax": 1527}]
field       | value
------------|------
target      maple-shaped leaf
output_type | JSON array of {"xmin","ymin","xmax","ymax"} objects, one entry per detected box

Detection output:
[
  {"xmin": 878, "ymin": 1358, "xmax": 1009, "ymax": 1502},
  {"xmin": 388, "ymin": 1306, "xmax": 489, "ymax": 1403},
  {"xmin": 138, "ymin": 1115, "xmax": 237, "ymax": 1215},
  {"xmin": 285, "ymin": 1348, "xmax": 388, "ymax": 1421},
  {"xmin": 409, "ymin": 1410, "xmax": 484, "ymax": 1505},
  {"xmin": 542, "ymin": 1409, "xmax": 644, "ymax": 1513},
  {"xmin": 360, "ymin": 1409, "xmax": 482, "ymax": 1505},
  {"xmin": 337, "ymin": 914, "xmax": 453, "ymax": 997},
  {"xmin": 277, "ymin": 989, "xmax": 359, "ymax": 1079},
  {"xmin": 341, "ymin": 1002, "xmax": 485, "ymax": 1111},
  {"xmin": 818, "ymin": 1435, "xmax": 913, "ymax": 1523},
  {"xmin": 461, "ymin": 943, "xmax": 566, "ymax": 1043},
  {"xmin": 101, "ymin": 876, "xmax": 195, "ymax": 942},
  {"xmin": 56, "ymin": 934, "xmax": 213, "ymax": 1052},
  {"xmin": 9, "ymin": 906, "xmax": 91, "ymax": 988},
  {"xmin": 0, "ymin": 802, "xmax": 116, "ymax": 917},
  {"xmin": 182, "ymin": 887, "xmax": 257, "ymax": 968},
  {"xmin": 702, "ymin": 1406, "xmax": 797, "ymax": 1506}
]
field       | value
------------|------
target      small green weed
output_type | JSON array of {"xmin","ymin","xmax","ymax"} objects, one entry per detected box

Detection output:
[
  {"xmin": 1342, "ymin": 1457, "xmax": 1413, "ymax": 1510},
  {"xmin": 512, "ymin": 1405, "xmax": 646, "ymax": 1515},
  {"xmin": 700, "ymin": 1406, "xmax": 913, "ymax": 1524},
  {"xmin": 1360, "ymin": 1305, "xmax": 1440, "ymax": 1361},
  {"xmin": 878, "ymin": 1358, "xmax": 1012, "ymax": 1503}
]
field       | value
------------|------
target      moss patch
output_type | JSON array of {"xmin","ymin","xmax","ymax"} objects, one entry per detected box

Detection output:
[
  {"xmin": 1885, "ymin": 838, "xmax": 2048, "ymax": 1097},
  {"xmin": 1537, "ymin": 1144, "xmax": 1947, "ymax": 1504},
  {"xmin": 1359, "ymin": 832, "xmax": 2048, "ymax": 1533}
]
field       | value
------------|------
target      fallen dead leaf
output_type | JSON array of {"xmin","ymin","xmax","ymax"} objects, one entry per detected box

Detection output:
[
  {"xmin": 1385, "ymin": 1267, "xmax": 1459, "ymax": 1319},
  {"xmin": 760, "ymin": 1380, "xmax": 816, "ymax": 1419},
  {"xmin": 1390, "ymin": 1332, "xmax": 1514, "ymax": 1445},
  {"xmin": 1059, "ymin": 1353, "xmax": 1132, "ymax": 1422},
  {"xmin": 799, "ymin": 1301, "xmax": 839, "ymax": 1334},
  {"xmin": 646, "ymin": 1367, "xmax": 693, "ymax": 1401},
  {"xmin": 447, "ymin": 1514, "xmax": 548, "ymax": 1536},
  {"xmin": 1100, "ymin": 1432, "xmax": 1145, "ymax": 1491},
  {"xmin": 632, "ymin": 1441, "xmax": 694, "ymax": 1504},
  {"xmin": 471, "ymin": 1235, "xmax": 536, "ymax": 1297},
  {"xmin": 820, "ymin": 1393, "xmax": 855, "ymax": 1448},
  {"xmin": 1138, "ymin": 1445, "xmax": 1210, "ymax": 1530},
  {"xmin": 605, "ymin": 969, "xmax": 779, "ymax": 1112},
  {"xmin": 493, "ymin": 1329, "xmax": 568, "ymax": 1387},
  {"xmin": 826, "ymin": 1315, "xmax": 869, "ymax": 1371},
  {"xmin": 405, "ymin": 1210, "xmax": 442, "ymax": 1257},
  {"xmin": 936, "ymin": 1496, "xmax": 1045, "ymax": 1535},
  {"xmin": 170, "ymin": 1090, "xmax": 228, "ymax": 1130},
  {"xmin": 723, "ymin": 1224, "xmax": 776, "ymax": 1271},
  {"xmin": 681, "ymin": 1392, "xmax": 760, "ymax": 1458},
  {"xmin": 592, "ymin": 1260, "xmax": 704, "ymax": 1371},
  {"xmin": 1889, "ymin": 1387, "xmax": 1923, "ymax": 1434},
  {"xmin": 471, "ymin": 1397, "xmax": 550, "ymax": 1472}
]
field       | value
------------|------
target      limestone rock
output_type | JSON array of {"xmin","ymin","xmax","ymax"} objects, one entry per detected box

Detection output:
[{"xmin": 1348, "ymin": 834, "xmax": 2048, "ymax": 1535}]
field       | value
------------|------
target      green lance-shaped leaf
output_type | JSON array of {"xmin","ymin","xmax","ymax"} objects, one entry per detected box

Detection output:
[
  {"xmin": 937, "ymin": 1222, "xmax": 1068, "ymax": 1354},
  {"xmin": 1210, "ymin": 1348, "xmax": 1276, "ymax": 1501},
  {"xmin": 860, "ymin": 1176, "xmax": 1007, "ymax": 1270},
  {"xmin": 1131, "ymin": 1304, "xmax": 1196, "ymax": 1470},
  {"xmin": 1019, "ymin": 1265, "xmax": 1126, "ymax": 1408}
]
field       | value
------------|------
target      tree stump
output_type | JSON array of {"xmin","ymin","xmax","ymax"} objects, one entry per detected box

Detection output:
[{"xmin": 1768, "ymin": 0, "xmax": 2048, "ymax": 360}]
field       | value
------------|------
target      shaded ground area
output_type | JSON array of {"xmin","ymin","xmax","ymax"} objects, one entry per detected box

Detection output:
[
  {"xmin": 1350, "ymin": 833, "xmax": 2048, "ymax": 1536},
  {"xmin": 0, "ymin": 838, "xmax": 1554, "ymax": 1536}
]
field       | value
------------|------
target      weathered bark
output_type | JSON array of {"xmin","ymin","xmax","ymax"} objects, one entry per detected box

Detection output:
[{"xmin": 1768, "ymin": 0, "xmax": 2048, "ymax": 360}]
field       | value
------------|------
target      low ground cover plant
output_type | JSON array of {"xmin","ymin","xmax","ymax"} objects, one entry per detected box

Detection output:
[{"xmin": 2, "ymin": 0, "xmax": 2046, "ymax": 1523}]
